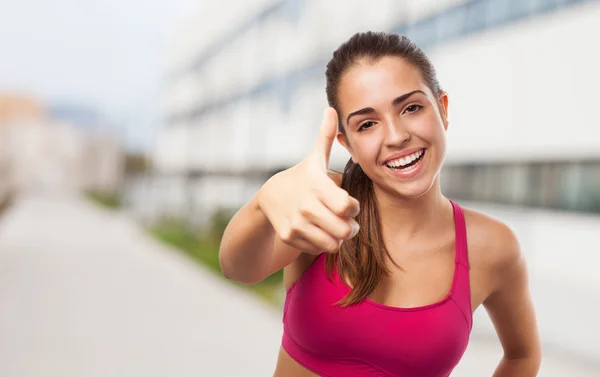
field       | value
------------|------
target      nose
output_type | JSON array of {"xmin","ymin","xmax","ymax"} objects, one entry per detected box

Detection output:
[{"xmin": 383, "ymin": 118, "xmax": 411, "ymax": 148}]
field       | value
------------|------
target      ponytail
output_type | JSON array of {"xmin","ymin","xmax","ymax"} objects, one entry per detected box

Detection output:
[{"xmin": 326, "ymin": 158, "xmax": 393, "ymax": 307}]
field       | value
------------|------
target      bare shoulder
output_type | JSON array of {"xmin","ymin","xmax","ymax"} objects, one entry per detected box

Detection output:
[
  {"xmin": 461, "ymin": 205, "xmax": 526, "ymax": 308},
  {"xmin": 462, "ymin": 205, "xmax": 541, "ymax": 362},
  {"xmin": 461, "ymin": 206, "xmax": 522, "ymax": 273}
]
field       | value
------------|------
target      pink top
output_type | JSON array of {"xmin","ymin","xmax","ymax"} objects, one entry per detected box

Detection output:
[{"xmin": 281, "ymin": 200, "xmax": 472, "ymax": 377}]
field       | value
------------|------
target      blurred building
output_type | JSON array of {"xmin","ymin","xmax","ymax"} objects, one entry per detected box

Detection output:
[
  {"xmin": 141, "ymin": 0, "xmax": 600, "ymax": 367},
  {"xmin": 0, "ymin": 92, "xmax": 124, "ymax": 201},
  {"xmin": 0, "ymin": 93, "xmax": 45, "ymax": 122},
  {"xmin": 148, "ymin": 0, "xmax": 600, "ymax": 224},
  {"xmin": 0, "ymin": 93, "xmax": 44, "ymax": 204}
]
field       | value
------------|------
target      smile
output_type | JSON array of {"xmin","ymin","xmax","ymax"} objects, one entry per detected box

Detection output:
[
  {"xmin": 385, "ymin": 149, "xmax": 425, "ymax": 170},
  {"xmin": 384, "ymin": 149, "xmax": 426, "ymax": 178}
]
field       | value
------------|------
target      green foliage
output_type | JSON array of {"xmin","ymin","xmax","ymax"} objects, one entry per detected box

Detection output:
[
  {"xmin": 205, "ymin": 207, "xmax": 237, "ymax": 243},
  {"xmin": 0, "ymin": 195, "xmax": 12, "ymax": 218},
  {"xmin": 149, "ymin": 211, "xmax": 284, "ymax": 308},
  {"xmin": 85, "ymin": 190, "xmax": 122, "ymax": 209},
  {"xmin": 152, "ymin": 218, "xmax": 222, "ymax": 273}
]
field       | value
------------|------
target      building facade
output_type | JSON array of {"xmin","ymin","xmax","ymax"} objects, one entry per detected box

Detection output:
[
  {"xmin": 0, "ymin": 93, "xmax": 124, "ymax": 202},
  {"xmin": 138, "ymin": 0, "xmax": 600, "ymax": 365},
  {"xmin": 149, "ymin": 0, "xmax": 600, "ymax": 224}
]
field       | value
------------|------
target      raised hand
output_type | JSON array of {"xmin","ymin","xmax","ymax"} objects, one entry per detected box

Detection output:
[{"xmin": 257, "ymin": 108, "xmax": 360, "ymax": 255}]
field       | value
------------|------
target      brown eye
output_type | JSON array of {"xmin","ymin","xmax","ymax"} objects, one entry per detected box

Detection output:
[
  {"xmin": 405, "ymin": 104, "xmax": 423, "ymax": 114},
  {"xmin": 358, "ymin": 121, "xmax": 375, "ymax": 131}
]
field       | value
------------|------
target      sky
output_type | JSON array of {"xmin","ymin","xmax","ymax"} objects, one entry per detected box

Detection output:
[{"xmin": 0, "ymin": 0, "xmax": 201, "ymax": 152}]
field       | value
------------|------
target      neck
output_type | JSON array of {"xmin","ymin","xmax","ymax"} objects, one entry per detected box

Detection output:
[{"xmin": 373, "ymin": 177, "xmax": 451, "ymax": 242}]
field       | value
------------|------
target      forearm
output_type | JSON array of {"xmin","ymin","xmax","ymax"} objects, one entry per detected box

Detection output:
[
  {"xmin": 218, "ymin": 192, "xmax": 277, "ymax": 284},
  {"xmin": 492, "ymin": 355, "xmax": 541, "ymax": 377}
]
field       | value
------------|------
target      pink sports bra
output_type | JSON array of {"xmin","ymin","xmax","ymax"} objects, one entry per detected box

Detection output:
[{"xmin": 281, "ymin": 200, "xmax": 472, "ymax": 377}]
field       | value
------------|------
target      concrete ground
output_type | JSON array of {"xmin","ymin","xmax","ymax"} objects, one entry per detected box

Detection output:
[{"xmin": 0, "ymin": 194, "xmax": 596, "ymax": 376}]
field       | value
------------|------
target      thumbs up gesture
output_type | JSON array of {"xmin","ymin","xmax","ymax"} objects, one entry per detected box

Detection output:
[{"xmin": 257, "ymin": 108, "xmax": 361, "ymax": 255}]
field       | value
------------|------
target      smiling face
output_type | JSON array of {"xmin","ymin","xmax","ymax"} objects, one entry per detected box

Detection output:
[{"xmin": 336, "ymin": 55, "xmax": 449, "ymax": 199}]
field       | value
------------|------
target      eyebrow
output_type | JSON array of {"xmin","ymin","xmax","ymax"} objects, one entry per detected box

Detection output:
[{"xmin": 345, "ymin": 89, "xmax": 426, "ymax": 125}]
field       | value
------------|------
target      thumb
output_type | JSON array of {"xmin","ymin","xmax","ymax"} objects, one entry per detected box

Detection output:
[{"xmin": 312, "ymin": 107, "xmax": 339, "ymax": 171}]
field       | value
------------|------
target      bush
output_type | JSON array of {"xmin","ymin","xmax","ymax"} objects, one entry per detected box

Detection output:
[
  {"xmin": 149, "ymin": 213, "xmax": 284, "ymax": 308},
  {"xmin": 205, "ymin": 207, "xmax": 237, "ymax": 243},
  {"xmin": 0, "ymin": 194, "xmax": 12, "ymax": 218},
  {"xmin": 85, "ymin": 190, "xmax": 122, "ymax": 209}
]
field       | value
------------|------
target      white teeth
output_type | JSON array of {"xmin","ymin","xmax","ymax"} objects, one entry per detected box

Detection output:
[{"xmin": 386, "ymin": 149, "xmax": 424, "ymax": 168}]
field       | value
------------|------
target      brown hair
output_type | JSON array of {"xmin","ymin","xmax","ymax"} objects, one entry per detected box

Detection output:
[{"xmin": 324, "ymin": 31, "xmax": 443, "ymax": 306}]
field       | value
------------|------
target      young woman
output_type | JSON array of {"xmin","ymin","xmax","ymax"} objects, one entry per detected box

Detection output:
[{"xmin": 219, "ymin": 32, "xmax": 541, "ymax": 377}]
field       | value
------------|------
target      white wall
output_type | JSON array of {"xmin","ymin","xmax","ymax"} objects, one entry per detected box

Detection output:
[
  {"xmin": 2, "ymin": 120, "xmax": 84, "ymax": 194},
  {"xmin": 158, "ymin": 1, "xmax": 600, "ymax": 175},
  {"xmin": 435, "ymin": 0, "xmax": 600, "ymax": 163},
  {"xmin": 148, "ymin": 3, "xmax": 600, "ymax": 363},
  {"xmin": 158, "ymin": 0, "xmax": 441, "ymax": 173},
  {"xmin": 0, "ymin": 120, "xmax": 123, "ymax": 196}
]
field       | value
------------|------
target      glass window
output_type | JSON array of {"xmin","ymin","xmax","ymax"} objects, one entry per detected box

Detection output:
[
  {"xmin": 537, "ymin": 163, "xmax": 566, "ymax": 208},
  {"xmin": 530, "ymin": 0, "xmax": 558, "ymax": 14},
  {"xmin": 507, "ymin": 0, "xmax": 536, "ymax": 21},
  {"xmin": 468, "ymin": 165, "xmax": 489, "ymax": 202},
  {"xmin": 441, "ymin": 161, "xmax": 600, "ymax": 214},
  {"xmin": 486, "ymin": 0, "xmax": 511, "ymax": 27},
  {"xmin": 580, "ymin": 163, "xmax": 600, "ymax": 213},
  {"xmin": 466, "ymin": 0, "xmax": 493, "ymax": 34},
  {"xmin": 507, "ymin": 164, "xmax": 530, "ymax": 206},
  {"xmin": 555, "ymin": 0, "xmax": 585, "ymax": 7},
  {"xmin": 461, "ymin": 165, "xmax": 479, "ymax": 199},
  {"xmin": 407, "ymin": 15, "xmax": 440, "ymax": 49},
  {"xmin": 557, "ymin": 162, "xmax": 584, "ymax": 211},
  {"xmin": 442, "ymin": 165, "xmax": 465, "ymax": 199},
  {"xmin": 436, "ymin": 5, "xmax": 468, "ymax": 43},
  {"xmin": 491, "ymin": 164, "xmax": 517, "ymax": 205}
]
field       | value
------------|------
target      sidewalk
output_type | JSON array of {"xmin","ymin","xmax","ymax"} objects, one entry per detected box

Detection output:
[
  {"xmin": 0, "ymin": 194, "xmax": 283, "ymax": 377},
  {"xmin": 0, "ymin": 194, "xmax": 596, "ymax": 377}
]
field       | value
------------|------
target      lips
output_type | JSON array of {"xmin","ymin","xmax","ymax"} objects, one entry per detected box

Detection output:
[
  {"xmin": 383, "ymin": 149, "xmax": 427, "ymax": 179},
  {"xmin": 383, "ymin": 148, "xmax": 426, "ymax": 168},
  {"xmin": 382, "ymin": 148, "xmax": 427, "ymax": 166}
]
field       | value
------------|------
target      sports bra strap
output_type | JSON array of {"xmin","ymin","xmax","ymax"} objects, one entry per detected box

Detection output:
[{"xmin": 450, "ymin": 200, "xmax": 469, "ymax": 268}]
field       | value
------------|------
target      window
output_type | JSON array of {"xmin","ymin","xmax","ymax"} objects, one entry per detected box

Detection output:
[
  {"xmin": 486, "ymin": 0, "xmax": 511, "ymax": 28},
  {"xmin": 407, "ymin": 15, "xmax": 440, "ymax": 48},
  {"xmin": 580, "ymin": 163, "xmax": 600, "ymax": 212},
  {"xmin": 437, "ymin": 5, "xmax": 468, "ymax": 43},
  {"xmin": 174, "ymin": 0, "xmax": 597, "ymax": 126},
  {"xmin": 507, "ymin": 0, "xmax": 536, "ymax": 21},
  {"xmin": 442, "ymin": 160, "xmax": 600, "ymax": 214},
  {"xmin": 466, "ymin": 0, "xmax": 493, "ymax": 34}
]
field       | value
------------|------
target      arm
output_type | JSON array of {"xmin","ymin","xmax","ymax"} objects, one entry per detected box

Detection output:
[
  {"xmin": 219, "ymin": 169, "xmax": 350, "ymax": 285},
  {"xmin": 483, "ymin": 227, "xmax": 542, "ymax": 376},
  {"xmin": 219, "ymin": 108, "xmax": 357, "ymax": 286},
  {"xmin": 218, "ymin": 186, "xmax": 301, "ymax": 285}
]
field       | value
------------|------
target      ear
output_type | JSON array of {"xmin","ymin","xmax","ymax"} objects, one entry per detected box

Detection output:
[
  {"xmin": 438, "ymin": 91, "xmax": 449, "ymax": 131},
  {"xmin": 336, "ymin": 132, "xmax": 358, "ymax": 164}
]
